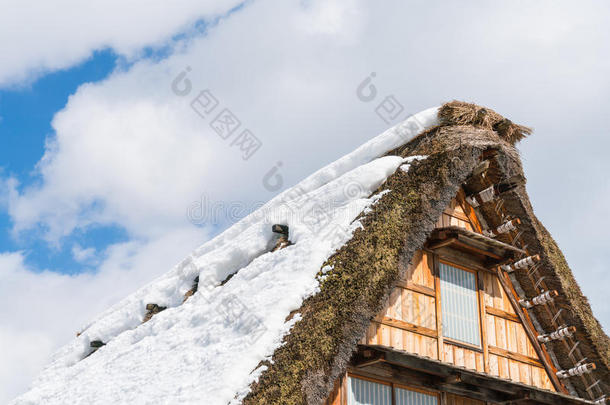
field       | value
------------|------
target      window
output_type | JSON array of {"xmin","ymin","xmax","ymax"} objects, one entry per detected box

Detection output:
[
  {"xmin": 348, "ymin": 377, "xmax": 391, "ymax": 405},
  {"xmin": 347, "ymin": 376, "xmax": 438, "ymax": 405},
  {"xmin": 395, "ymin": 386, "xmax": 438, "ymax": 405},
  {"xmin": 439, "ymin": 262, "xmax": 481, "ymax": 346}
]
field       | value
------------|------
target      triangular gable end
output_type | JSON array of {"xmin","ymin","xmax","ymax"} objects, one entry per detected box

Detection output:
[{"xmin": 359, "ymin": 190, "xmax": 559, "ymax": 392}]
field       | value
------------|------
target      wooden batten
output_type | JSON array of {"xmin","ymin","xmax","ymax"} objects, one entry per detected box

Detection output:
[
  {"xmin": 485, "ymin": 306, "xmax": 521, "ymax": 323},
  {"xmin": 483, "ymin": 218, "xmax": 521, "ymax": 238},
  {"xmin": 500, "ymin": 254, "xmax": 541, "ymax": 273},
  {"xmin": 557, "ymin": 363, "xmax": 597, "ymax": 379},
  {"xmin": 519, "ymin": 290, "xmax": 559, "ymax": 309},
  {"xmin": 538, "ymin": 326, "xmax": 577, "ymax": 343}
]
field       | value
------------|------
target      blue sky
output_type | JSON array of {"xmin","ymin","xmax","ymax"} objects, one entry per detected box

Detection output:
[
  {"xmin": 2, "ymin": 1, "xmax": 610, "ymax": 403},
  {"xmin": 0, "ymin": 50, "xmax": 126, "ymax": 273}
]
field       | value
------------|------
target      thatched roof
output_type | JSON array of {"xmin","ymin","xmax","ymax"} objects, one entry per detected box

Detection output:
[{"xmin": 243, "ymin": 102, "xmax": 609, "ymax": 404}]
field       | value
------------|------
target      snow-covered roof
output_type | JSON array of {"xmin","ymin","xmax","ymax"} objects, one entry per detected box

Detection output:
[
  {"xmin": 15, "ymin": 102, "xmax": 609, "ymax": 404},
  {"xmin": 12, "ymin": 108, "xmax": 439, "ymax": 405}
]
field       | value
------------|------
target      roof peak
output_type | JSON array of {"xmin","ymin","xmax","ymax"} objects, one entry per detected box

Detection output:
[{"xmin": 439, "ymin": 101, "xmax": 532, "ymax": 145}]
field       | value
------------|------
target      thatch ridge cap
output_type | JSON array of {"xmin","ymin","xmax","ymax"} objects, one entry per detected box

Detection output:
[{"xmin": 438, "ymin": 100, "xmax": 532, "ymax": 145}]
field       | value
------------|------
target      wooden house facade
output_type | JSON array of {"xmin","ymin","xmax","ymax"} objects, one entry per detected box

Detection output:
[{"xmin": 323, "ymin": 193, "xmax": 572, "ymax": 405}]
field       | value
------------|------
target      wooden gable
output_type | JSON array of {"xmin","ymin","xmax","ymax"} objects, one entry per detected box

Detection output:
[
  {"xmin": 358, "ymin": 193, "xmax": 559, "ymax": 392},
  {"xmin": 435, "ymin": 191, "xmax": 480, "ymax": 232}
]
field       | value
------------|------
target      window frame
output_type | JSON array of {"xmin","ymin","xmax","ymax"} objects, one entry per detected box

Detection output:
[
  {"xmin": 437, "ymin": 258, "xmax": 483, "ymax": 350},
  {"xmin": 393, "ymin": 382, "xmax": 439, "ymax": 405},
  {"xmin": 345, "ymin": 373, "xmax": 392, "ymax": 405}
]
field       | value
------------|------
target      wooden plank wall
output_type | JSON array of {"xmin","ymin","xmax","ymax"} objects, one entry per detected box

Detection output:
[
  {"xmin": 339, "ymin": 195, "xmax": 564, "ymax": 405},
  {"xmin": 362, "ymin": 250, "xmax": 438, "ymax": 360},
  {"xmin": 435, "ymin": 198, "xmax": 474, "ymax": 231},
  {"xmin": 361, "ymin": 249, "xmax": 555, "ymax": 391}
]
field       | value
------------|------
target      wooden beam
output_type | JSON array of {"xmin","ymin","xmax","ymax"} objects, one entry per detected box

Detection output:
[
  {"xmin": 488, "ymin": 345, "xmax": 543, "ymax": 368},
  {"xmin": 352, "ymin": 348, "xmax": 385, "ymax": 368},
  {"xmin": 430, "ymin": 247, "xmax": 494, "ymax": 275},
  {"xmin": 486, "ymin": 306, "xmax": 521, "ymax": 323},
  {"xmin": 438, "ymin": 382, "xmax": 509, "ymax": 403},
  {"xmin": 380, "ymin": 317, "xmax": 438, "ymax": 339},
  {"xmin": 428, "ymin": 237, "xmax": 458, "ymax": 251},
  {"xmin": 453, "ymin": 238, "xmax": 503, "ymax": 260},
  {"xmin": 495, "ymin": 268, "xmax": 569, "ymax": 394},
  {"xmin": 395, "ymin": 281, "xmax": 436, "ymax": 297},
  {"xmin": 380, "ymin": 349, "xmax": 451, "ymax": 377},
  {"xmin": 428, "ymin": 236, "xmax": 504, "ymax": 260}
]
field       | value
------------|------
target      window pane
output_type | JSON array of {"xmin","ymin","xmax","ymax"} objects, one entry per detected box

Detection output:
[
  {"xmin": 347, "ymin": 376, "xmax": 391, "ymax": 405},
  {"xmin": 439, "ymin": 263, "xmax": 481, "ymax": 346},
  {"xmin": 395, "ymin": 387, "xmax": 438, "ymax": 405}
]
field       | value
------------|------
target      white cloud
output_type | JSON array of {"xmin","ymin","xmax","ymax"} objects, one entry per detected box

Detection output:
[
  {"xmin": 71, "ymin": 244, "xmax": 97, "ymax": 263},
  {"xmin": 0, "ymin": 0, "xmax": 244, "ymax": 87},
  {"xmin": 3, "ymin": 0, "xmax": 610, "ymax": 402}
]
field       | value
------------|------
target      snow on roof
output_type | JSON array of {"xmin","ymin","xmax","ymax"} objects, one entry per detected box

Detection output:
[{"xmin": 12, "ymin": 107, "xmax": 439, "ymax": 405}]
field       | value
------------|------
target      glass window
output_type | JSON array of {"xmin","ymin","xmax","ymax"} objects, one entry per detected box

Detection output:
[
  {"xmin": 439, "ymin": 262, "xmax": 481, "ymax": 346},
  {"xmin": 347, "ymin": 376, "xmax": 391, "ymax": 405},
  {"xmin": 395, "ymin": 386, "xmax": 438, "ymax": 405},
  {"xmin": 347, "ymin": 376, "xmax": 438, "ymax": 405}
]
